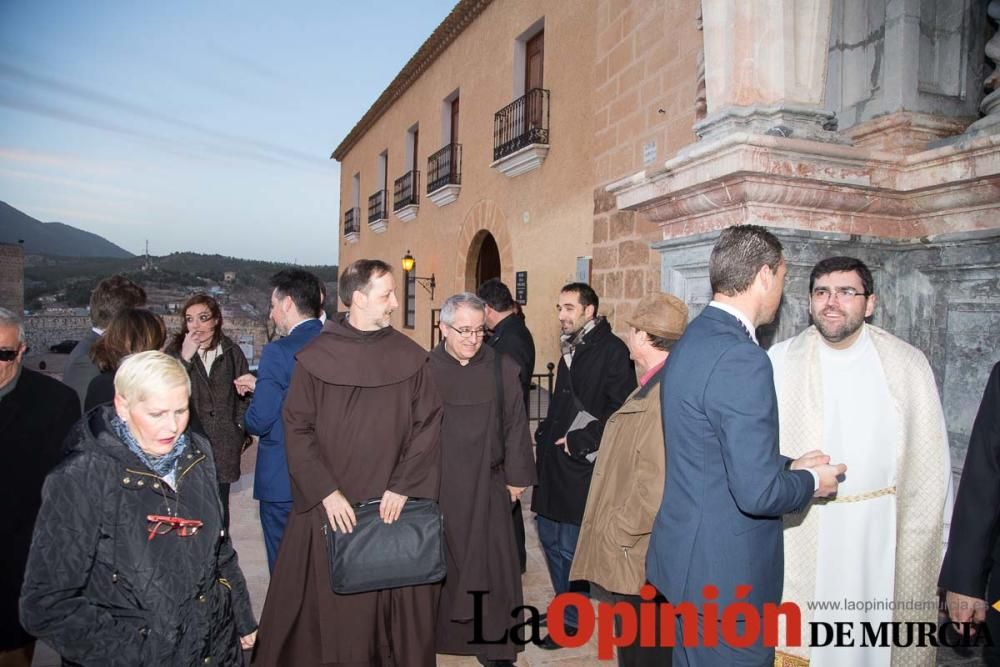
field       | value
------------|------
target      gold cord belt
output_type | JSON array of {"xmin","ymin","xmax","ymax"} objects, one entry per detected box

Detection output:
[
  {"xmin": 826, "ymin": 485, "xmax": 896, "ymax": 503},
  {"xmin": 775, "ymin": 651, "xmax": 809, "ymax": 667}
]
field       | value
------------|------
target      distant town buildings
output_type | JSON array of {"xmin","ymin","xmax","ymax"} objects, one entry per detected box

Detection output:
[{"xmin": 24, "ymin": 313, "xmax": 269, "ymax": 365}]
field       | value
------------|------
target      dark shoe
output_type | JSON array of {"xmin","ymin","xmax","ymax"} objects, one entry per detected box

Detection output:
[{"xmin": 537, "ymin": 634, "xmax": 564, "ymax": 650}]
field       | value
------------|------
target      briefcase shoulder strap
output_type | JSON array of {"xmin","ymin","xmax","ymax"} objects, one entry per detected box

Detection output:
[{"xmin": 493, "ymin": 351, "xmax": 505, "ymax": 468}]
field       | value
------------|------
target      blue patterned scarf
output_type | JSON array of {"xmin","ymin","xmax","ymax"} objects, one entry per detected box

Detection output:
[{"xmin": 111, "ymin": 415, "xmax": 189, "ymax": 478}]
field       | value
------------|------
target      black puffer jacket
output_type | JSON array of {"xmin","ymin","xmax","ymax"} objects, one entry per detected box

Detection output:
[
  {"xmin": 20, "ymin": 406, "xmax": 256, "ymax": 666},
  {"xmin": 532, "ymin": 317, "xmax": 636, "ymax": 524}
]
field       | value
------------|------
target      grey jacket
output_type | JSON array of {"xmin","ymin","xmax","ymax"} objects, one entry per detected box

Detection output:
[{"xmin": 62, "ymin": 329, "xmax": 100, "ymax": 410}]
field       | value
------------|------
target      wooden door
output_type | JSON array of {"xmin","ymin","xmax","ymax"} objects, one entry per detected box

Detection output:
[
  {"xmin": 411, "ymin": 129, "xmax": 419, "ymax": 175},
  {"xmin": 525, "ymin": 31, "xmax": 544, "ymax": 128}
]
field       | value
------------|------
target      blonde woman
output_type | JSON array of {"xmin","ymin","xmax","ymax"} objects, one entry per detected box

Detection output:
[{"xmin": 20, "ymin": 351, "xmax": 256, "ymax": 665}]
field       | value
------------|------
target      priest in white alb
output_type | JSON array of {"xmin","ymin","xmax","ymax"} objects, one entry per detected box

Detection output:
[{"xmin": 769, "ymin": 256, "xmax": 952, "ymax": 667}]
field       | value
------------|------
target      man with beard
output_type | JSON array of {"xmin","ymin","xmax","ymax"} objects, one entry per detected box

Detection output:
[
  {"xmin": 430, "ymin": 293, "xmax": 535, "ymax": 667},
  {"xmin": 769, "ymin": 256, "xmax": 952, "ymax": 667},
  {"xmin": 253, "ymin": 259, "xmax": 443, "ymax": 667},
  {"xmin": 532, "ymin": 282, "xmax": 635, "ymax": 647}
]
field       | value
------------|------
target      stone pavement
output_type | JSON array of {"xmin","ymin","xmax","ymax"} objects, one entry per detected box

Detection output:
[{"xmin": 32, "ymin": 441, "xmax": 986, "ymax": 665}]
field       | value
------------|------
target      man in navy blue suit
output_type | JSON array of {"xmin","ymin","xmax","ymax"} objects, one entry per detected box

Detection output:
[
  {"xmin": 235, "ymin": 269, "xmax": 324, "ymax": 572},
  {"xmin": 647, "ymin": 225, "xmax": 845, "ymax": 666}
]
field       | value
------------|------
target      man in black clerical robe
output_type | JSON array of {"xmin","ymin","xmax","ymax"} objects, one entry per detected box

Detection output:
[{"xmin": 430, "ymin": 293, "xmax": 535, "ymax": 667}]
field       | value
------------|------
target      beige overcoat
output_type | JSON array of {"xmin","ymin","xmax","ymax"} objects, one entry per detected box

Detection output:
[{"xmin": 570, "ymin": 368, "xmax": 666, "ymax": 595}]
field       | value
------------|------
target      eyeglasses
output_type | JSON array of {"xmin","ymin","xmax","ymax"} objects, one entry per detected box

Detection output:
[
  {"xmin": 0, "ymin": 348, "xmax": 19, "ymax": 362},
  {"xmin": 811, "ymin": 286, "xmax": 869, "ymax": 301},
  {"xmin": 146, "ymin": 514, "xmax": 203, "ymax": 541},
  {"xmin": 445, "ymin": 324, "xmax": 487, "ymax": 339}
]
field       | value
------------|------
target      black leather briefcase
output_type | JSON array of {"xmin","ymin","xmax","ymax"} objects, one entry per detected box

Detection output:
[{"xmin": 322, "ymin": 497, "xmax": 446, "ymax": 595}]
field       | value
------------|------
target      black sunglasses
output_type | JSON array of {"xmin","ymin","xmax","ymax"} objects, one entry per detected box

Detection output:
[{"xmin": 0, "ymin": 348, "xmax": 20, "ymax": 362}]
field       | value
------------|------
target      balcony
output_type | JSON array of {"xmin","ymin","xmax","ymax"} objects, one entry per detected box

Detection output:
[
  {"xmin": 393, "ymin": 170, "xmax": 420, "ymax": 222},
  {"xmin": 426, "ymin": 143, "xmax": 462, "ymax": 207},
  {"xmin": 491, "ymin": 88, "xmax": 550, "ymax": 177},
  {"xmin": 367, "ymin": 190, "xmax": 387, "ymax": 234},
  {"xmin": 343, "ymin": 207, "xmax": 360, "ymax": 244}
]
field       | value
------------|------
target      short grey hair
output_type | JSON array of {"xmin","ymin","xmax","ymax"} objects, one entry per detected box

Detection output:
[
  {"xmin": 440, "ymin": 293, "xmax": 485, "ymax": 325},
  {"xmin": 114, "ymin": 350, "xmax": 191, "ymax": 404},
  {"xmin": 0, "ymin": 307, "xmax": 25, "ymax": 343}
]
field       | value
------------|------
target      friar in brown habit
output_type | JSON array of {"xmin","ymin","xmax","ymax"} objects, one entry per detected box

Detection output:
[
  {"xmin": 430, "ymin": 293, "xmax": 535, "ymax": 666},
  {"xmin": 252, "ymin": 259, "xmax": 443, "ymax": 667}
]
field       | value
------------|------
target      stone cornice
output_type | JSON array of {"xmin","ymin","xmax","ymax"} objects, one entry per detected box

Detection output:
[
  {"xmin": 331, "ymin": 0, "xmax": 493, "ymax": 161},
  {"xmin": 608, "ymin": 132, "xmax": 1000, "ymax": 238}
]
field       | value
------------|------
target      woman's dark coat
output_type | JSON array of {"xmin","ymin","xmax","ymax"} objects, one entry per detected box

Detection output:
[
  {"xmin": 20, "ymin": 406, "xmax": 256, "ymax": 666},
  {"xmin": 171, "ymin": 335, "xmax": 249, "ymax": 483},
  {"xmin": 84, "ymin": 370, "xmax": 116, "ymax": 412}
]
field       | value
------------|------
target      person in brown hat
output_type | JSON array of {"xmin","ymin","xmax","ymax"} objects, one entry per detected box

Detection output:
[{"xmin": 569, "ymin": 291, "xmax": 688, "ymax": 667}]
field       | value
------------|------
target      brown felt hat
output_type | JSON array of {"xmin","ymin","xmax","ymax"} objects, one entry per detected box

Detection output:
[{"xmin": 626, "ymin": 292, "xmax": 689, "ymax": 340}]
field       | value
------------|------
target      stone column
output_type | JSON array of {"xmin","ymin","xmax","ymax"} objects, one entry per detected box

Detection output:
[
  {"xmin": 829, "ymin": 0, "xmax": 986, "ymax": 151},
  {"xmin": 696, "ymin": 0, "xmax": 840, "ymax": 142},
  {"xmin": 965, "ymin": 0, "xmax": 1000, "ymax": 137}
]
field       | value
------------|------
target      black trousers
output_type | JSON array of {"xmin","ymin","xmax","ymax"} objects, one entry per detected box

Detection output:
[
  {"xmin": 218, "ymin": 482, "xmax": 231, "ymax": 533},
  {"xmin": 591, "ymin": 584, "xmax": 673, "ymax": 667},
  {"xmin": 985, "ymin": 569, "xmax": 1000, "ymax": 666}
]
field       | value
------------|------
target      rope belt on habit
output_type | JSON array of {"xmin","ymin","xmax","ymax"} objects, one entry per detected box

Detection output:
[
  {"xmin": 826, "ymin": 485, "xmax": 896, "ymax": 504},
  {"xmin": 775, "ymin": 651, "xmax": 809, "ymax": 667}
]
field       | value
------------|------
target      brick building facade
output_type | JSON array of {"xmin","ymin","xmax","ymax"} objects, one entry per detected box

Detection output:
[
  {"xmin": 335, "ymin": 0, "xmax": 1000, "ymax": 471},
  {"xmin": 0, "ymin": 243, "xmax": 24, "ymax": 314}
]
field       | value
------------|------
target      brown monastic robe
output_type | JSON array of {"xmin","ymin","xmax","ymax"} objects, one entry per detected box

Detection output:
[
  {"xmin": 253, "ymin": 314, "xmax": 443, "ymax": 667},
  {"xmin": 430, "ymin": 343, "xmax": 536, "ymax": 661}
]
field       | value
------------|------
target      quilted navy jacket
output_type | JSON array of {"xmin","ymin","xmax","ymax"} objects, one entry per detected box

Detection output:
[{"xmin": 20, "ymin": 406, "xmax": 256, "ymax": 666}]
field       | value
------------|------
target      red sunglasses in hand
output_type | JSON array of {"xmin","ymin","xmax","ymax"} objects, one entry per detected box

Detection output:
[{"xmin": 146, "ymin": 514, "xmax": 203, "ymax": 541}]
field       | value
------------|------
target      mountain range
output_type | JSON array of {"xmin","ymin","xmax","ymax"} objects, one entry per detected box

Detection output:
[{"xmin": 0, "ymin": 201, "xmax": 134, "ymax": 258}]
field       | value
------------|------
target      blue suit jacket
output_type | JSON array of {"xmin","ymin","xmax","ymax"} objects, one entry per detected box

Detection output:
[
  {"xmin": 246, "ymin": 319, "xmax": 323, "ymax": 502},
  {"xmin": 646, "ymin": 306, "xmax": 813, "ymax": 609}
]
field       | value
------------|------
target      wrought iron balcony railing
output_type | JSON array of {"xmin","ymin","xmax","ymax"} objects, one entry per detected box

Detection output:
[
  {"xmin": 367, "ymin": 190, "xmax": 386, "ymax": 223},
  {"xmin": 426, "ymin": 143, "xmax": 462, "ymax": 193},
  {"xmin": 393, "ymin": 170, "xmax": 420, "ymax": 210},
  {"xmin": 344, "ymin": 207, "xmax": 360, "ymax": 236},
  {"xmin": 493, "ymin": 88, "xmax": 550, "ymax": 161}
]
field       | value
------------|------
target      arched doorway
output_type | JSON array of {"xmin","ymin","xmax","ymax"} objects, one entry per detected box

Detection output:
[
  {"xmin": 475, "ymin": 233, "xmax": 501, "ymax": 288},
  {"xmin": 455, "ymin": 201, "xmax": 513, "ymax": 293}
]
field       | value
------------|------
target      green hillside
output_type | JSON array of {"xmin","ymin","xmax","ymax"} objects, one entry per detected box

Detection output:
[{"xmin": 25, "ymin": 252, "xmax": 338, "ymax": 307}]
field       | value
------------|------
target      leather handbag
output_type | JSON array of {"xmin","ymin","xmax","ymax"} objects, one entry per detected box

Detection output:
[{"xmin": 322, "ymin": 497, "xmax": 446, "ymax": 594}]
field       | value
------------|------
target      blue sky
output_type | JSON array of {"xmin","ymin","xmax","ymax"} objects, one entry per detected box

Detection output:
[{"xmin": 0, "ymin": 1, "xmax": 457, "ymax": 265}]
